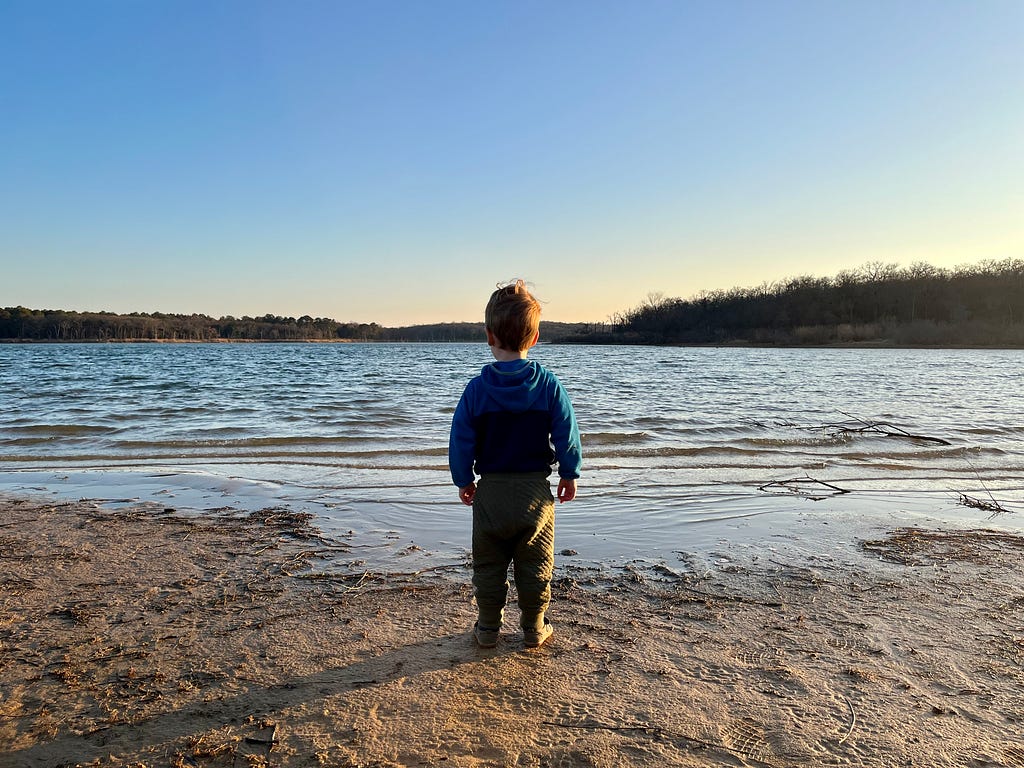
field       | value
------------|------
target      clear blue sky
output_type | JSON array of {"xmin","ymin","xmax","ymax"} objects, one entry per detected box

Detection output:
[{"xmin": 2, "ymin": 1, "xmax": 1021, "ymax": 325}]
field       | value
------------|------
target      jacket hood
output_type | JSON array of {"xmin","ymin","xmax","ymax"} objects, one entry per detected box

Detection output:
[{"xmin": 478, "ymin": 360, "xmax": 546, "ymax": 412}]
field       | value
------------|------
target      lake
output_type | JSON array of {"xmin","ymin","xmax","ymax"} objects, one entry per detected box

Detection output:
[{"xmin": 1, "ymin": 343, "xmax": 1021, "ymax": 572}]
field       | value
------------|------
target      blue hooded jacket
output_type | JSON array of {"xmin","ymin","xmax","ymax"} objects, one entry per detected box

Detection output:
[{"xmin": 448, "ymin": 359, "xmax": 582, "ymax": 488}]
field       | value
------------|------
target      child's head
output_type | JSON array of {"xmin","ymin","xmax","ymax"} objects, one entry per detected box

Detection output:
[{"xmin": 485, "ymin": 279, "xmax": 541, "ymax": 352}]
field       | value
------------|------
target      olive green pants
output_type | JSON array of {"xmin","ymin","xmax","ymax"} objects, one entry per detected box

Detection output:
[{"xmin": 472, "ymin": 472, "xmax": 555, "ymax": 632}]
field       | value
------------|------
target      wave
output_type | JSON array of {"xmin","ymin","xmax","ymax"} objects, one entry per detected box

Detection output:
[
  {"xmin": 0, "ymin": 445, "xmax": 450, "ymax": 463},
  {"xmin": 3, "ymin": 345, "xmax": 1023, "ymax": 505},
  {"xmin": 738, "ymin": 435, "xmax": 851, "ymax": 448},
  {"xmin": 5, "ymin": 424, "xmax": 121, "ymax": 436},
  {"xmin": 582, "ymin": 431, "xmax": 651, "ymax": 446},
  {"xmin": 112, "ymin": 435, "xmax": 370, "ymax": 449}
]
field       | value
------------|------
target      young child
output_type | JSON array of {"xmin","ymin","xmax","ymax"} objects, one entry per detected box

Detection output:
[{"xmin": 448, "ymin": 280, "xmax": 582, "ymax": 648}]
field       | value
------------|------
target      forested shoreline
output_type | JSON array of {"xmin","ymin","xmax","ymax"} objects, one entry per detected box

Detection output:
[
  {"xmin": 3, "ymin": 259, "xmax": 1022, "ymax": 346},
  {"xmin": 573, "ymin": 258, "xmax": 1024, "ymax": 346},
  {"xmin": 0, "ymin": 308, "xmax": 587, "ymax": 344}
]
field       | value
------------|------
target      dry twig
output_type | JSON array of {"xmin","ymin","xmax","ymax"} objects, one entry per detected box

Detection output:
[
  {"xmin": 838, "ymin": 696, "xmax": 856, "ymax": 744},
  {"xmin": 958, "ymin": 493, "xmax": 1010, "ymax": 515},
  {"xmin": 955, "ymin": 473, "xmax": 1015, "ymax": 518}
]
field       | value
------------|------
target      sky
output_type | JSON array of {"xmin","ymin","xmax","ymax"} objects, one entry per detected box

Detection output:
[{"xmin": 2, "ymin": 1, "xmax": 1022, "ymax": 326}]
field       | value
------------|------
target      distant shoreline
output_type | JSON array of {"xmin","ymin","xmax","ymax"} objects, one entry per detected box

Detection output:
[
  {"xmin": 2, "ymin": 337, "xmax": 1023, "ymax": 349},
  {"xmin": 7, "ymin": 259, "xmax": 1022, "ymax": 347},
  {"xmin": 0, "ymin": 337, "xmax": 363, "ymax": 344}
]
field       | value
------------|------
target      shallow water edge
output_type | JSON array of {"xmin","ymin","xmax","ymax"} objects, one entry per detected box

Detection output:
[{"xmin": 3, "ymin": 466, "xmax": 1020, "ymax": 580}]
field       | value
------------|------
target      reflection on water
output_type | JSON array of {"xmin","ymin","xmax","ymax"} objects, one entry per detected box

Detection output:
[{"xmin": 1, "ymin": 343, "xmax": 1021, "ymax": 568}]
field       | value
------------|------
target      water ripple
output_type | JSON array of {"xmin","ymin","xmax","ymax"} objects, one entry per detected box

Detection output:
[{"xmin": 0, "ymin": 343, "xmax": 1021, "ymax": 499}]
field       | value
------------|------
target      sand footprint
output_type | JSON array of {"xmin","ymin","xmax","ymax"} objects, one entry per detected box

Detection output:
[
  {"xmin": 720, "ymin": 716, "xmax": 774, "ymax": 762},
  {"xmin": 731, "ymin": 646, "xmax": 788, "ymax": 668}
]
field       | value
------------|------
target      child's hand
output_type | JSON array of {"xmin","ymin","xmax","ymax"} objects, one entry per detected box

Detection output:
[
  {"xmin": 459, "ymin": 482, "xmax": 476, "ymax": 506},
  {"xmin": 557, "ymin": 478, "xmax": 577, "ymax": 503}
]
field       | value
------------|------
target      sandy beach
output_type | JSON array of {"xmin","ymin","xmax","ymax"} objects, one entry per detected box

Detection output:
[{"xmin": 1, "ymin": 495, "xmax": 1023, "ymax": 768}]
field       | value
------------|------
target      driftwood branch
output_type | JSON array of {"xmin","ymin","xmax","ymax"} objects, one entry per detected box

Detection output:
[
  {"xmin": 823, "ymin": 412, "xmax": 951, "ymax": 446},
  {"xmin": 759, "ymin": 475, "xmax": 850, "ymax": 500},
  {"xmin": 958, "ymin": 493, "xmax": 1012, "ymax": 517}
]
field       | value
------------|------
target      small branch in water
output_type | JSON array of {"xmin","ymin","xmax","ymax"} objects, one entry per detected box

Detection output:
[
  {"xmin": 957, "ymin": 492, "xmax": 1012, "ymax": 517},
  {"xmin": 825, "ymin": 412, "xmax": 952, "ymax": 446},
  {"xmin": 759, "ymin": 475, "xmax": 850, "ymax": 500},
  {"xmin": 956, "ymin": 460, "xmax": 1016, "ymax": 518}
]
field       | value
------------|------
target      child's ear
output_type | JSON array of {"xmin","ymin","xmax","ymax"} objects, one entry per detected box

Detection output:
[
  {"xmin": 529, "ymin": 330, "xmax": 540, "ymax": 348},
  {"xmin": 486, "ymin": 328, "xmax": 499, "ymax": 347}
]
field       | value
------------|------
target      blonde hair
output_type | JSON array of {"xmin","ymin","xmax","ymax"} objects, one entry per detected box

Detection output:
[{"xmin": 485, "ymin": 279, "xmax": 541, "ymax": 351}]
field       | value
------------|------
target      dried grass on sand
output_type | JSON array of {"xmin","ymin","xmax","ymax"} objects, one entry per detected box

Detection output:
[{"xmin": 1, "ymin": 497, "xmax": 1023, "ymax": 768}]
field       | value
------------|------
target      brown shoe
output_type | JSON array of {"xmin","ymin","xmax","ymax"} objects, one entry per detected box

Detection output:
[
  {"xmin": 473, "ymin": 622, "xmax": 499, "ymax": 648},
  {"xmin": 523, "ymin": 619, "xmax": 553, "ymax": 648}
]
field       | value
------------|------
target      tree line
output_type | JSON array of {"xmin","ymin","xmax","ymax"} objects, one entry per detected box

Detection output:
[
  {"xmin": 5, "ymin": 258, "xmax": 1021, "ymax": 345},
  {"xmin": 572, "ymin": 258, "xmax": 1024, "ymax": 346},
  {"xmin": 0, "ymin": 309, "xmax": 384, "ymax": 342},
  {"xmin": 0, "ymin": 307, "xmax": 587, "ymax": 343}
]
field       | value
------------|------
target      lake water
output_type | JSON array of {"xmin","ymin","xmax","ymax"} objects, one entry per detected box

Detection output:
[{"xmin": 1, "ymin": 343, "xmax": 1021, "ymax": 573}]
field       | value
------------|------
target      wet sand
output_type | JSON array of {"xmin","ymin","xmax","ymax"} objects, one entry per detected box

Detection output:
[{"xmin": 1, "ymin": 495, "xmax": 1023, "ymax": 768}]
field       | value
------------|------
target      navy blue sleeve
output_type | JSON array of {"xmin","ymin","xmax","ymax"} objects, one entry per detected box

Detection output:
[
  {"xmin": 549, "ymin": 378, "xmax": 582, "ymax": 479},
  {"xmin": 448, "ymin": 385, "xmax": 477, "ymax": 487}
]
